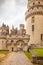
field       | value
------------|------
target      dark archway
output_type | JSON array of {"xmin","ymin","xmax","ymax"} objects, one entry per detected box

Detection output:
[{"xmin": 16, "ymin": 40, "xmax": 25, "ymax": 51}]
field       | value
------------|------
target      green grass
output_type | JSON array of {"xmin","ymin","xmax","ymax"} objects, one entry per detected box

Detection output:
[
  {"xmin": 24, "ymin": 48, "xmax": 43, "ymax": 59},
  {"xmin": 0, "ymin": 50, "xmax": 9, "ymax": 62},
  {"xmin": 24, "ymin": 48, "xmax": 43, "ymax": 65},
  {"xmin": 24, "ymin": 51, "xmax": 32, "ymax": 59},
  {"xmin": 0, "ymin": 50, "xmax": 9, "ymax": 55},
  {"xmin": 31, "ymin": 48, "xmax": 43, "ymax": 56}
]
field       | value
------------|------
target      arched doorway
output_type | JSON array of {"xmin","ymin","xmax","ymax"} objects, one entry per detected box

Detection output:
[{"xmin": 16, "ymin": 40, "xmax": 24, "ymax": 51}]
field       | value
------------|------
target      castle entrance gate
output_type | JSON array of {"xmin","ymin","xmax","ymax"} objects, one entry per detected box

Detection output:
[
  {"xmin": 16, "ymin": 40, "xmax": 24, "ymax": 51},
  {"xmin": 6, "ymin": 34, "xmax": 29, "ymax": 52}
]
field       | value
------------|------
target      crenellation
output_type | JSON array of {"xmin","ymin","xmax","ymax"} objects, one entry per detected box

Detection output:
[
  {"xmin": 26, "ymin": 0, "xmax": 43, "ymax": 19},
  {"xmin": 25, "ymin": 0, "xmax": 43, "ymax": 46},
  {"xmin": 0, "ymin": 23, "xmax": 29, "ymax": 51}
]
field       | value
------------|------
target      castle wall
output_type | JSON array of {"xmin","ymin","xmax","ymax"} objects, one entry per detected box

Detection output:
[
  {"xmin": 26, "ymin": 15, "xmax": 43, "ymax": 45},
  {"xmin": 25, "ymin": 0, "xmax": 43, "ymax": 45},
  {"xmin": 0, "ymin": 39, "xmax": 3, "ymax": 50},
  {"xmin": 0, "ymin": 39, "xmax": 7, "ymax": 50}
]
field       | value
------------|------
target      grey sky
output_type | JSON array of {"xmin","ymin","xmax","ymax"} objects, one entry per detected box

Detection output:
[{"xmin": 0, "ymin": 0, "xmax": 27, "ymax": 29}]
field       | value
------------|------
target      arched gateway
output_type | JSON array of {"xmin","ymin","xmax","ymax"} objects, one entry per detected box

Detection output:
[
  {"xmin": 6, "ymin": 35, "xmax": 30, "ymax": 52},
  {"xmin": 16, "ymin": 40, "xmax": 25, "ymax": 51}
]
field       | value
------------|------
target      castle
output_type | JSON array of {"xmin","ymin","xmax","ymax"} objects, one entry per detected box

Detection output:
[
  {"xmin": 25, "ymin": 0, "xmax": 43, "ymax": 46},
  {"xmin": 0, "ymin": 0, "xmax": 43, "ymax": 51},
  {"xmin": 0, "ymin": 23, "xmax": 29, "ymax": 51}
]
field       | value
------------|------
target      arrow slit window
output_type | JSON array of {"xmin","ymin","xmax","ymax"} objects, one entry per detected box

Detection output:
[
  {"xmin": 41, "ymin": 34, "xmax": 43, "ymax": 41},
  {"xmin": 32, "ymin": 25, "xmax": 34, "ymax": 31}
]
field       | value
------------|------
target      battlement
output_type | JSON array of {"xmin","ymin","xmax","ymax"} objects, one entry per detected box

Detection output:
[
  {"xmin": 25, "ymin": 0, "xmax": 43, "ymax": 20},
  {"xmin": 0, "ymin": 23, "xmax": 26, "ymax": 35},
  {"xmin": 25, "ymin": 0, "xmax": 43, "ymax": 46}
]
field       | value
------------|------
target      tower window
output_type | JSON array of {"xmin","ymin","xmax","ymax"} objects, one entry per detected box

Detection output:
[
  {"xmin": 38, "ymin": 2, "xmax": 40, "ymax": 4},
  {"xmin": 32, "ymin": 16, "xmax": 35, "ymax": 23},
  {"xmin": 32, "ymin": 25, "xmax": 34, "ymax": 31},
  {"xmin": 41, "ymin": 34, "xmax": 43, "ymax": 41},
  {"xmin": 33, "ymin": 3, "xmax": 35, "ymax": 5}
]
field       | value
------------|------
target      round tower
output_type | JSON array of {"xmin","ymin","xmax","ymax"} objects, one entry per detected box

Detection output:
[{"xmin": 25, "ymin": 0, "xmax": 43, "ymax": 45}]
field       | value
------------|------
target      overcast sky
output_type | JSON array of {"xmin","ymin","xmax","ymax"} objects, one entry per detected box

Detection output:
[{"xmin": 0, "ymin": 0, "xmax": 27, "ymax": 29}]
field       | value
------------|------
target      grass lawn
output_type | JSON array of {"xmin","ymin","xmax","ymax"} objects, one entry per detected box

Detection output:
[
  {"xmin": 24, "ymin": 48, "xmax": 43, "ymax": 65},
  {"xmin": 0, "ymin": 50, "xmax": 9, "ymax": 55},
  {"xmin": 24, "ymin": 48, "xmax": 43, "ymax": 59},
  {"xmin": 24, "ymin": 51, "xmax": 32, "ymax": 59},
  {"xmin": 31, "ymin": 48, "xmax": 43, "ymax": 56},
  {"xmin": 0, "ymin": 50, "xmax": 9, "ymax": 62}
]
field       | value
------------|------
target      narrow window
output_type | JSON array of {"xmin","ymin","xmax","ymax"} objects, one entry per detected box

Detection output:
[
  {"xmin": 41, "ymin": 34, "xmax": 43, "ymax": 41},
  {"xmin": 38, "ymin": 2, "xmax": 40, "ymax": 4},
  {"xmin": 32, "ymin": 25, "xmax": 34, "ymax": 31},
  {"xmin": 33, "ymin": 3, "xmax": 35, "ymax": 5},
  {"xmin": 32, "ymin": 16, "xmax": 35, "ymax": 23}
]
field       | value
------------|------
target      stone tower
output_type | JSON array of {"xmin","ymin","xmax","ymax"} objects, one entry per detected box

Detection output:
[{"xmin": 25, "ymin": 0, "xmax": 43, "ymax": 45}]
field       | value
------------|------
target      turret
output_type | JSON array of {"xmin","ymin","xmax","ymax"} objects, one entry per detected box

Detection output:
[
  {"xmin": 20, "ymin": 24, "xmax": 26, "ymax": 35},
  {"xmin": 25, "ymin": 0, "xmax": 43, "ymax": 45}
]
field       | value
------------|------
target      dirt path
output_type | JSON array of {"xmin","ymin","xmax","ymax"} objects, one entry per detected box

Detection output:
[{"xmin": 1, "ymin": 52, "xmax": 33, "ymax": 65}]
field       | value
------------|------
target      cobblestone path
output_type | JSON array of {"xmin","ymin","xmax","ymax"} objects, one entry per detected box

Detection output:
[{"xmin": 1, "ymin": 52, "xmax": 33, "ymax": 65}]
